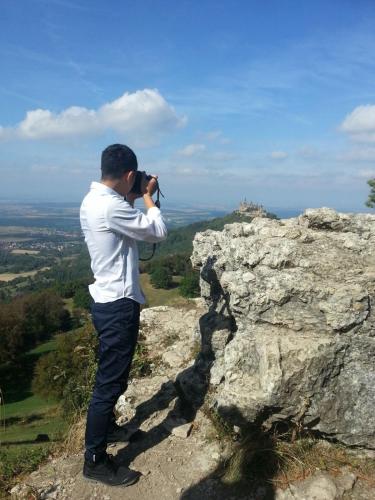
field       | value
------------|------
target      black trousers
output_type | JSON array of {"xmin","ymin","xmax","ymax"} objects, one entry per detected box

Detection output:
[{"xmin": 85, "ymin": 296, "xmax": 140, "ymax": 461}]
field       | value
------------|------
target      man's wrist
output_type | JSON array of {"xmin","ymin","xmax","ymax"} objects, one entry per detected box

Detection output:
[{"xmin": 143, "ymin": 192, "xmax": 156, "ymax": 210}]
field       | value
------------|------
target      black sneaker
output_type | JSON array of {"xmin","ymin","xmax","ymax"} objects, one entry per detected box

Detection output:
[
  {"xmin": 83, "ymin": 453, "xmax": 141, "ymax": 487},
  {"xmin": 107, "ymin": 424, "xmax": 145, "ymax": 444}
]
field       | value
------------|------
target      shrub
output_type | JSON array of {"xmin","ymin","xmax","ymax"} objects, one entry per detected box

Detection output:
[
  {"xmin": 0, "ymin": 289, "xmax": 70, "ymax": 363},
  {"xmin": 179, "ymin": 270, "xmax": 200, "ymax": 298},
  {"xmin": 0, "ymin": 445, "xmax": 50, "ymax": 494},
  {"xmin": 32, "ymin": 323, "xmax": 98, "ymax": 414},
  {"xmin": 150, "ymin": 266, "xmax": 173, "ymax": 289},
  {"xmin": 73, "ymin": 286, "xmax": 91, "ymax": 310}
]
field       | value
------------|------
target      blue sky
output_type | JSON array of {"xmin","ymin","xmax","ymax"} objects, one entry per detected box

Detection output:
[{"xmin": 1, "ymin": 0, "xmax": 375, "ymax": 212}]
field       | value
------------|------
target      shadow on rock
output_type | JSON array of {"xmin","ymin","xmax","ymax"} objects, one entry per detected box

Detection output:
[
  {"xmin": 118, "ymin": 258, "xmax": 278, "ymax": 498},
  {"xmin": 181, "ymin": 409, "xmax": 280, "ymax": 500}
]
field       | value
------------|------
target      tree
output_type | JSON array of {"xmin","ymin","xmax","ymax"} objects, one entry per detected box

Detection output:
[
  {"xmin": 0, "ymin": 289, "xmax": 69, "ymax": 364},
  {"xmin": 179, "ymin": 271, "xmax": 200, "ymax": 298},
  {"xmin": 365, "ymin": 178, "xmax": 375, "ymax": 208},
  {"xmin": 32, "ymin": 323, "xmax": 98, "ymax": 414},
  {"xmin": 0, "ymin": 305, "xmax": 24, "ymax": 363},
  {"xmin": 22, "ymin": 289, "xmax": 67, "ymax": 347},
  {"xmin": 150, "ymin": 267, "xmax": 173, "ymax": 289},
  {"xmin": 73, "ymin": 286, "xmax": 92, "ymax": 310}
]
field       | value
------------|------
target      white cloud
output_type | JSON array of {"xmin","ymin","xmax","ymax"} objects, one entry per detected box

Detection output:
[
  {"xmin": 18, "ymin": 107, "xmax": 98, "ymax": 139},
  {"xmin": 270, "ymin": 151, "xmax": 288, "ymax": 160},
  {"xmin": 0, "ymin": 89, "xmax": 186, "ymax": 144},
  {"xmin": 178, "ymin": 143, "xmax": 206, "ymax": 157},
  {"xmin": 340, "ymin": 105, "xmax": 375, "ymax": 142}
]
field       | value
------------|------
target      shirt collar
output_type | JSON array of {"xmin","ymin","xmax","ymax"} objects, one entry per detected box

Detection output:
[{"xmin": 90, "ymin": 181, "xmax": 125, "ymax": 200}]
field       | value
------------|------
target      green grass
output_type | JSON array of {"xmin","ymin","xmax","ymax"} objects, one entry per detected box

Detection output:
[
  {"xmin": 2, "ymin": 394, "xmax": 56, "ymax": 420},
  {"xmin": 62, "ymin": 297, "xmax": 74, "ymax": 315},
  {"xmin": 0, "ymin": 334, "xmax": 61, "ymax": 435},
  {"xmin": 0, "ymin": 335, "xmax": 65, "ymax": 443},
  {"xmin": 0, "ymin": 336, "xmax": 69, "ymax": 496},
  {"xmin": 1, "ymin": 410, "xmax": 66, "ymax": 444},
  {"xmin": 28, "ymin": 338, "xmax": 57, "ymax": 355},
  {"xmin": 0, "ymin": 338, "xmax": 59, "ymax": 420},
  {"xmin": 0, "ymin": 444, "xmax": 50, "ymax": 496},
  {"xmin": 140, "ymin": 273, "xmax": 195, "ymax": 308}
]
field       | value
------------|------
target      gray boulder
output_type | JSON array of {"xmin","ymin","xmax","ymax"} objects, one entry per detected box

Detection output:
[
  {"xmin": 186, "ymin": 207, "xmax": 375, "ymax": 449},
  {"xmin": 275, "ymin": 469, "xmax": 357, "ymax": 499}
]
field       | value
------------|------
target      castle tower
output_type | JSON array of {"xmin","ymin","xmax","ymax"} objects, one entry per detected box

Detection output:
[{"xmin": 237, "ymin": 199, "xmax": 267, "ymax": 218}]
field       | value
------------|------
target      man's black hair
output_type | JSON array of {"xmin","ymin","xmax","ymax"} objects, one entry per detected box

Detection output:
[{"xmin": 101, "ymin": 144, "xmax": 138, "ymax": 179}]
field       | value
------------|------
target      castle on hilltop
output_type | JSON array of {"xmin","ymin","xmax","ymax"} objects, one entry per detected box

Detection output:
[{"xmin": 236, "ymin": 198, "xmax": 267, "ymax": 218}]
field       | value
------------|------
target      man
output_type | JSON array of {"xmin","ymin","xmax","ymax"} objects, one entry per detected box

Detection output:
[{"xmin": 79, "ymin": 144, "xmax": 168, "ymax": 486}]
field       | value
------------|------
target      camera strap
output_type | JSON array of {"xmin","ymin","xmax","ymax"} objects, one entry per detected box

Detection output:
[{"xmin": 139, "ymin": 179, "xmax": 165, "ymax": 261}]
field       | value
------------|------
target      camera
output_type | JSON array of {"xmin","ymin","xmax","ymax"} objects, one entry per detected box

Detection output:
[{"xmin": 129, "ymin": 171, "xmax": 153, "ymax": 196}]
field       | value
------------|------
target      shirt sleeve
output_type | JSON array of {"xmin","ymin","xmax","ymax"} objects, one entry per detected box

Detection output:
[{"xmin": 104, "ymin": 198, "xmax": 168, "ymax": 243}]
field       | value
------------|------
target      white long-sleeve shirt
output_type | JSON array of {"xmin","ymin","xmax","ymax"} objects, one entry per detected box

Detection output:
[{"xmin": 79, "ymin": 181, "xmax": 168, "ymax": 304}]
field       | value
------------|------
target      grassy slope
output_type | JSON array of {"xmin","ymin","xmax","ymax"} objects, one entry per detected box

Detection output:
[
  {"xmin": 0, "ymin": 337, "xmax": 67, "ymax": 494},
  {"xmin": 0, "ymin": 335, "xmax": 65, "ymax": 456},
  {"xmin": 1, "ymin": 339, "xmax": 57, "ymax": 418},
  {"xmin": 140, "ymin": 274, "xmax": 192, "ymax": 308}
]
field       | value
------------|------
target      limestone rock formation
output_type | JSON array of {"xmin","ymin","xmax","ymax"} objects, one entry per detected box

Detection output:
[{"xmin": 186, "ymin": 207, "xmax": 375, "ymax": 449}]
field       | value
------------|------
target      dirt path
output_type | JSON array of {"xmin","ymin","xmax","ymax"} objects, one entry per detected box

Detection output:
[{"xmin": 17, "ymin": 410, "xmax": 230, "ymax": 500}]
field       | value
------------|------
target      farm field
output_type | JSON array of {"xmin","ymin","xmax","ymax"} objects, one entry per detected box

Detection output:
[
  {"xmin": 0, "ymin": 267, "xmax": 51, "ymax": 282},
  {"xmin": 11, "ymin": 249, "xmax": 40, "ymax": 255}
]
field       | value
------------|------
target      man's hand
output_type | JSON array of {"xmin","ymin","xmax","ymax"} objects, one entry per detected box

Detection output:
[
  {"xmin": 127, "ymin": 175, "xmax": 159, "ymax": 207},
  {"xmin": 142, "ymin": 175, "xmax": 159, "ymax": 210},
  {"xmin": 145, "ymin": 175, "xmax": 158, "ymax": 196}
]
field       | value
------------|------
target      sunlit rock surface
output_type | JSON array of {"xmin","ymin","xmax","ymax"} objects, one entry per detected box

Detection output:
[{"xmin": 186, "ymin": 207, "xmax": 375, "ymax": 449}]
